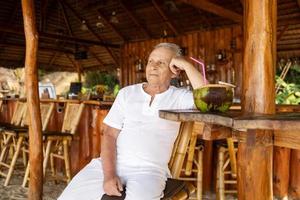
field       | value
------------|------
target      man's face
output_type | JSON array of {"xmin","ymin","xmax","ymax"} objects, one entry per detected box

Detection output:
[{"xmin": 145, "ymin": 47, "xmax": 176, "ymax": 86}]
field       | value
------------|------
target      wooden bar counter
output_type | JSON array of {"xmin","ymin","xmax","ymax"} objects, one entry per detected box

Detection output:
[
  {"xmin": 0, "ymin": 98, "xmax": 112, "ymax": 175},
  {"xmin": 159, "ymin": 109, "xmax": 300, "ymax": 198}
]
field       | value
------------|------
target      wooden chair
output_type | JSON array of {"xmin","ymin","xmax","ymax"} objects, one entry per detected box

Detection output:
[
  {"xmin": 0, "ymin": 101, "xmax": 27, "ymax": 186},
  {"xmin": 216, "ymin": 138, "xmax": 238, "ymax": 200},
  {"xmin": 42, "ymin": 102, "xmax": 85, "ymax": 183},
  {"xmin": 21, "ymin": 102, "xmax": 55, "ymax": 187},
  {"xmin": 102, "ymin": 121, "xmax": 204, "ymax": 200}
]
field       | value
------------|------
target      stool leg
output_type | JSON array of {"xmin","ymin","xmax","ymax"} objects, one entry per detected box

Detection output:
[
  {"xmin": 217, "ymin": 148, "xmax": 225, "ymax": 200},
  {"xmin": 4, "ymin": 136, "xmax": 23, "ymax": 186},
  {"xmin": 43, "ymin": 140, "xmax": 52, "ymax": 177},
  {"xmin": 63, "ymin": 139, "xmax": 71, "ymax": 182},
  {"xmin": 22, "ymin": 163, "xmax": 30, "ymax": 187},
  {"xmin": 0, "ymin": 134, "xmax": 13, "ymax": 163},
  {"xmin": 196, "ymin": 149, "xmax": 203, "ymax": 200}
]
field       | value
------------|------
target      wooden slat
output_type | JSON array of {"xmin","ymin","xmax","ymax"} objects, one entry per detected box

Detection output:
[{"xmin": 179, "ymin": 0, "xmax": 242, "ymax": 23}]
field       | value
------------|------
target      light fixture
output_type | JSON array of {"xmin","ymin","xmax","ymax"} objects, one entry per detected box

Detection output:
[
  {"xmin": 165, "ymin": 1, "xmax": 179, "ymax": 13},
  {"xmin": 96, "ymin": 16, "xmax": 105, "ymax": 30},
  {"xmin": 80, "ymin": 20, "xmax": 88, "ymax": 31},
  {"xmin": 110, "ymin": 11, "xmax": 119, "ymax": 24}
]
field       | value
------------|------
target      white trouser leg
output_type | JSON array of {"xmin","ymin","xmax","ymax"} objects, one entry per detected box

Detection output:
[
  {"xmin": 124, "ymin": 173, "xmax": 166, "ymax": 200},
  {"xmin": 58, "ymin": 159, "xmax": 107, "ymax": 200}
]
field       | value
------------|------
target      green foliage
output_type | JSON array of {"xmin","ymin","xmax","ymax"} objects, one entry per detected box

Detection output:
[
  {"xmin": 84, "ymin": 71, "xmax": 119, "ymax": 92},
  {"xmin": 275, "ymin": 76, "xmax": 300, "ymax": 105}
]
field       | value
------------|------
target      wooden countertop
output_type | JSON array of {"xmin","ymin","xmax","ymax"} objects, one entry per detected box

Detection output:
[{"xmin": 159, "ymin": 109, "xmax": 300, "ymax": 131}]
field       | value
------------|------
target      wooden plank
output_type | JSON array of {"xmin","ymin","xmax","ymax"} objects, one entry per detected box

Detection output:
[
  {"xmin": 273, "ymin": 147, "xmax": 290, "ymax": 198},
  {"xmin": 179, "ymin": 0, "xmax": 242, "ymax": 23},
  {"xmin": 58, "ymin": 0, "xmax": 119, "ymax": 66},
  {"xmin": 159, "ymin": 110, "xmax": 235, "ymax": 128},
  {"xmin": 151, "ymin": 0, "xmax": 179, "ymax": 36},
  {"xmin": 274, "ymin": 130, "xmax": 300, "ymax": 150},
  {"xmin": 289, "ymin": 150, "xmax": 300, "ymax": 198},
  {"xmin": 0, "ymin": 24, "xmax": 120, "ymax": 48},
  {"xmin": 233, "ymin": 113, "xmax": 300, "ymax": 131},
  {"xmin": 119, "ymin": 0, "xmax": 151, "ymax": 39},
  {"xmin": 21, "ymin": 0, "xmax": 43, "ymax": 199}
]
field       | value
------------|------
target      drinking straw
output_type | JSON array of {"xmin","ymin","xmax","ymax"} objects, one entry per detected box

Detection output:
[{"xmin": 190, "ymin": 57, "xmax": 207, "ymax": 84}]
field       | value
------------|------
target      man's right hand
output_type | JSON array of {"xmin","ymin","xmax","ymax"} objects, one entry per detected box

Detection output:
[{"xmin": 103, "ymin": 176, "xmax": 123, "ymax": 196}]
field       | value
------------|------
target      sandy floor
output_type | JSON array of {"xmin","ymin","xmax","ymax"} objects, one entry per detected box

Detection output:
[{"xmin": 0, "ymin": 164, "xmax": 66, "ymax": 200}]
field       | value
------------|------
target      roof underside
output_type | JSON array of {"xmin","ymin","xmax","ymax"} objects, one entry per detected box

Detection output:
[{"xmin": 0, "ymin": 0, "xmax": 299, "ymax": 71}]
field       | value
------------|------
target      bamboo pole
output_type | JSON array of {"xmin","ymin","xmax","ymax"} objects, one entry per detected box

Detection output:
[
  {"xmin": 238, "ymin": 0, "xmax": 276, "ymax": 200},
  {"xmin": 21, "ymin": 0, "xmax": 43, "ymax": 199}
]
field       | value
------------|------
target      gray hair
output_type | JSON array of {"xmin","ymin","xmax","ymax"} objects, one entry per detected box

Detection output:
[{"xmin": 153, "ymin": 43, "xmax": 182, "ymax": 56}]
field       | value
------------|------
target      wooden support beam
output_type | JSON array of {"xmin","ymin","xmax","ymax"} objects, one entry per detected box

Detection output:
[
  {"xmin": 238, "ymin": 1, "xmax": 276, "ymax": 200},
  {"xmin": 0, "ymin": 58, "xmax": 75, "ymax": 71},
  {"xmin": 59, "ymin": 0, "xmax": 119, "ymax": 66},
  {"xmin": 152, "ymin": 0, "xmax": 179, "ymax": 36},
  {"xmin": 0, "ymin": 41, "xmax": 74, "ymax": 54},
  {"xmin": 58, "ymin": 0, "xmax": 106, "ymax": 69},
  {"xmin": 179, "ymin": 0, "xmax": 243, "ymax": 23},
  {"xmin": 40, "ymin": 0, "xmax": 48, "ymax": 32},
  {"xmin": 0, "ymin": 24, "xmax": 120, "ymax": 48},
  {"xmin": 97, "ymin": 9, "xmax": 126, "ymax": 42},
  {"xmin": 21, "ymin": 1, "xmax": 43, "ymax": 200},
  {"xmin": 277, "ymin": 25, "xmax": 289, "ymax": 41},
  {"xmin": 119, "ymin": 0, "xmax": 151, "ymax": 39}
]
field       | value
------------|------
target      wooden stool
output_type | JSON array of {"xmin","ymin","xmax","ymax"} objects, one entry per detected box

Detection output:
[
  {"xmin": 101, "ymin": 178, "xmax": 191, "ymax": 200},
  {"xmin": 216, "ymin": 138, "xmax": 237, "ymax": 200},
  {"xmin": 169, "ymin": 122, "xmax": 204, "ymax": 200},
  {"xmin": 42, "ymin": 102, "xmax": 85, "ymax": 183},
  {"xmin": 22, "ymin": 102, "xmax": 55, "ymax": 187},
  {"xmin": 0, "ymin": 101, "xmax": 27, "ymax": 186}
]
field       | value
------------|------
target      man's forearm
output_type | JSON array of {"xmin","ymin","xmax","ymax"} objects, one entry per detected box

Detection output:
[
  {"xmin": 101, "ymin": 133, "xmax": 117, "ymax": 180},
  {"xmin": 184, "ymin": 63, "xmax": 205, "ymax": 89}
]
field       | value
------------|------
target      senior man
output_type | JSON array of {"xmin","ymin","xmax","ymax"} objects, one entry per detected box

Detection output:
[{"xmin": 58, "ymin": 43, "xmax": 205, "ymax": 200}]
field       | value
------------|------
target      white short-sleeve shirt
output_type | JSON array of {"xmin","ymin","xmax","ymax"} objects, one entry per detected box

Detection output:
[{"xmin": 103, "ymin": 83, "xmax": 194, "ymax": 175}]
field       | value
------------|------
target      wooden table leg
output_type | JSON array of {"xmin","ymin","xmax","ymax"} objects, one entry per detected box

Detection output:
[{"xmin": 237, "ymin": 130, "xmax": 273, "ymax": 200}]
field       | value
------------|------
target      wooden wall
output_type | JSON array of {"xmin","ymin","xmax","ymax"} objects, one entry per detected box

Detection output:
[{"xmin": 121, "ymin": 26, "xmax": 243, "ymax": 97}]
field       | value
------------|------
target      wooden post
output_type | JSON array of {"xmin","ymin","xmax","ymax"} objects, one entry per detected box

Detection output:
[
  {"xmin": 238, "ymin": 0, "xmax": 276, "ymax": 200},
  {"xmin": 21, "ymin": 0, "xmax": 43, "ymax": 199}
]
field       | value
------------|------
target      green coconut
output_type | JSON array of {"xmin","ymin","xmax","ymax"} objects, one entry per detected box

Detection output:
[{"xmin": 193, "ymin": 84, "xmax": 233, "ymax": 113}]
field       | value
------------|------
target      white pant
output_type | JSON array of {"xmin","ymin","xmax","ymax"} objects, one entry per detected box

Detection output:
[{"xmin": 58, "ymin": 159, "xmax": 167, "ymax": 200}]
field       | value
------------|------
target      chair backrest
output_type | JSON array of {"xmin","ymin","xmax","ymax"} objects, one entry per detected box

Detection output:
[
  {"xmin": 22, "ymin": 102, "xmax": 55, "ymax": 131},
  {"xmin": 11, "ymin": 101, "xmax": 27, "ymax": 126},
  {"xmin": 61, "ymin": 103, "xmax": 85, "ymax": 134}
]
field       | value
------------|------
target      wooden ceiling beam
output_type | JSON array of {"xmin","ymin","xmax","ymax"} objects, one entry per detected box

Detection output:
[
  {"xmin": 119, "ymin": 0, "xmax": 151, "ymax": 39},
  {"xmin": 278, "ymin": 18, "xmax": 300, "ymax": 26},
  {"xmin": 0, "ymin": 25, "xmax": 120, "ymax": 48},
  {"xmin": 0, "ymin": 58, "xmax": 74, "ymax": 71},
  {"xmin": 0, "ymin": 41, "xmax": 74, "ymax": 54},
  {"xmin": 57, "ymin": 0, "xmax": 106, "ymax": 69},
  {"xmin": 179, "ymin": 0, "xmax": 242, "ymax": 23},
  {"xmin": 97, "ymin": 9, "xmax": 126, "ymax": 42},
  {"xmin": 40, "ymin": 0, "xmax": 48, "ymax": 32},
  {"xmin": 277, "ymin": 25, "xmax": 289, "ymax": 41},
  {"xmin": 151, "ymin": 0, "xmax": 179, "ymax": 36},
  {"xmin": 59, "ymin": 0, "xmax": 119, "ymax": 66}
]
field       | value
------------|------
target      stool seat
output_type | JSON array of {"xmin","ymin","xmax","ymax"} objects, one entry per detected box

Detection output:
[{"xmin": 101, "ymin": 178, "xmax": 187, "ymax": 200}]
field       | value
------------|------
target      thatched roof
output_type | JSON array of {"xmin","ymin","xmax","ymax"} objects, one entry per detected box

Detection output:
[{"xmin": 0, "ymin": 0, "xmax": 299, "ymax": 71}]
